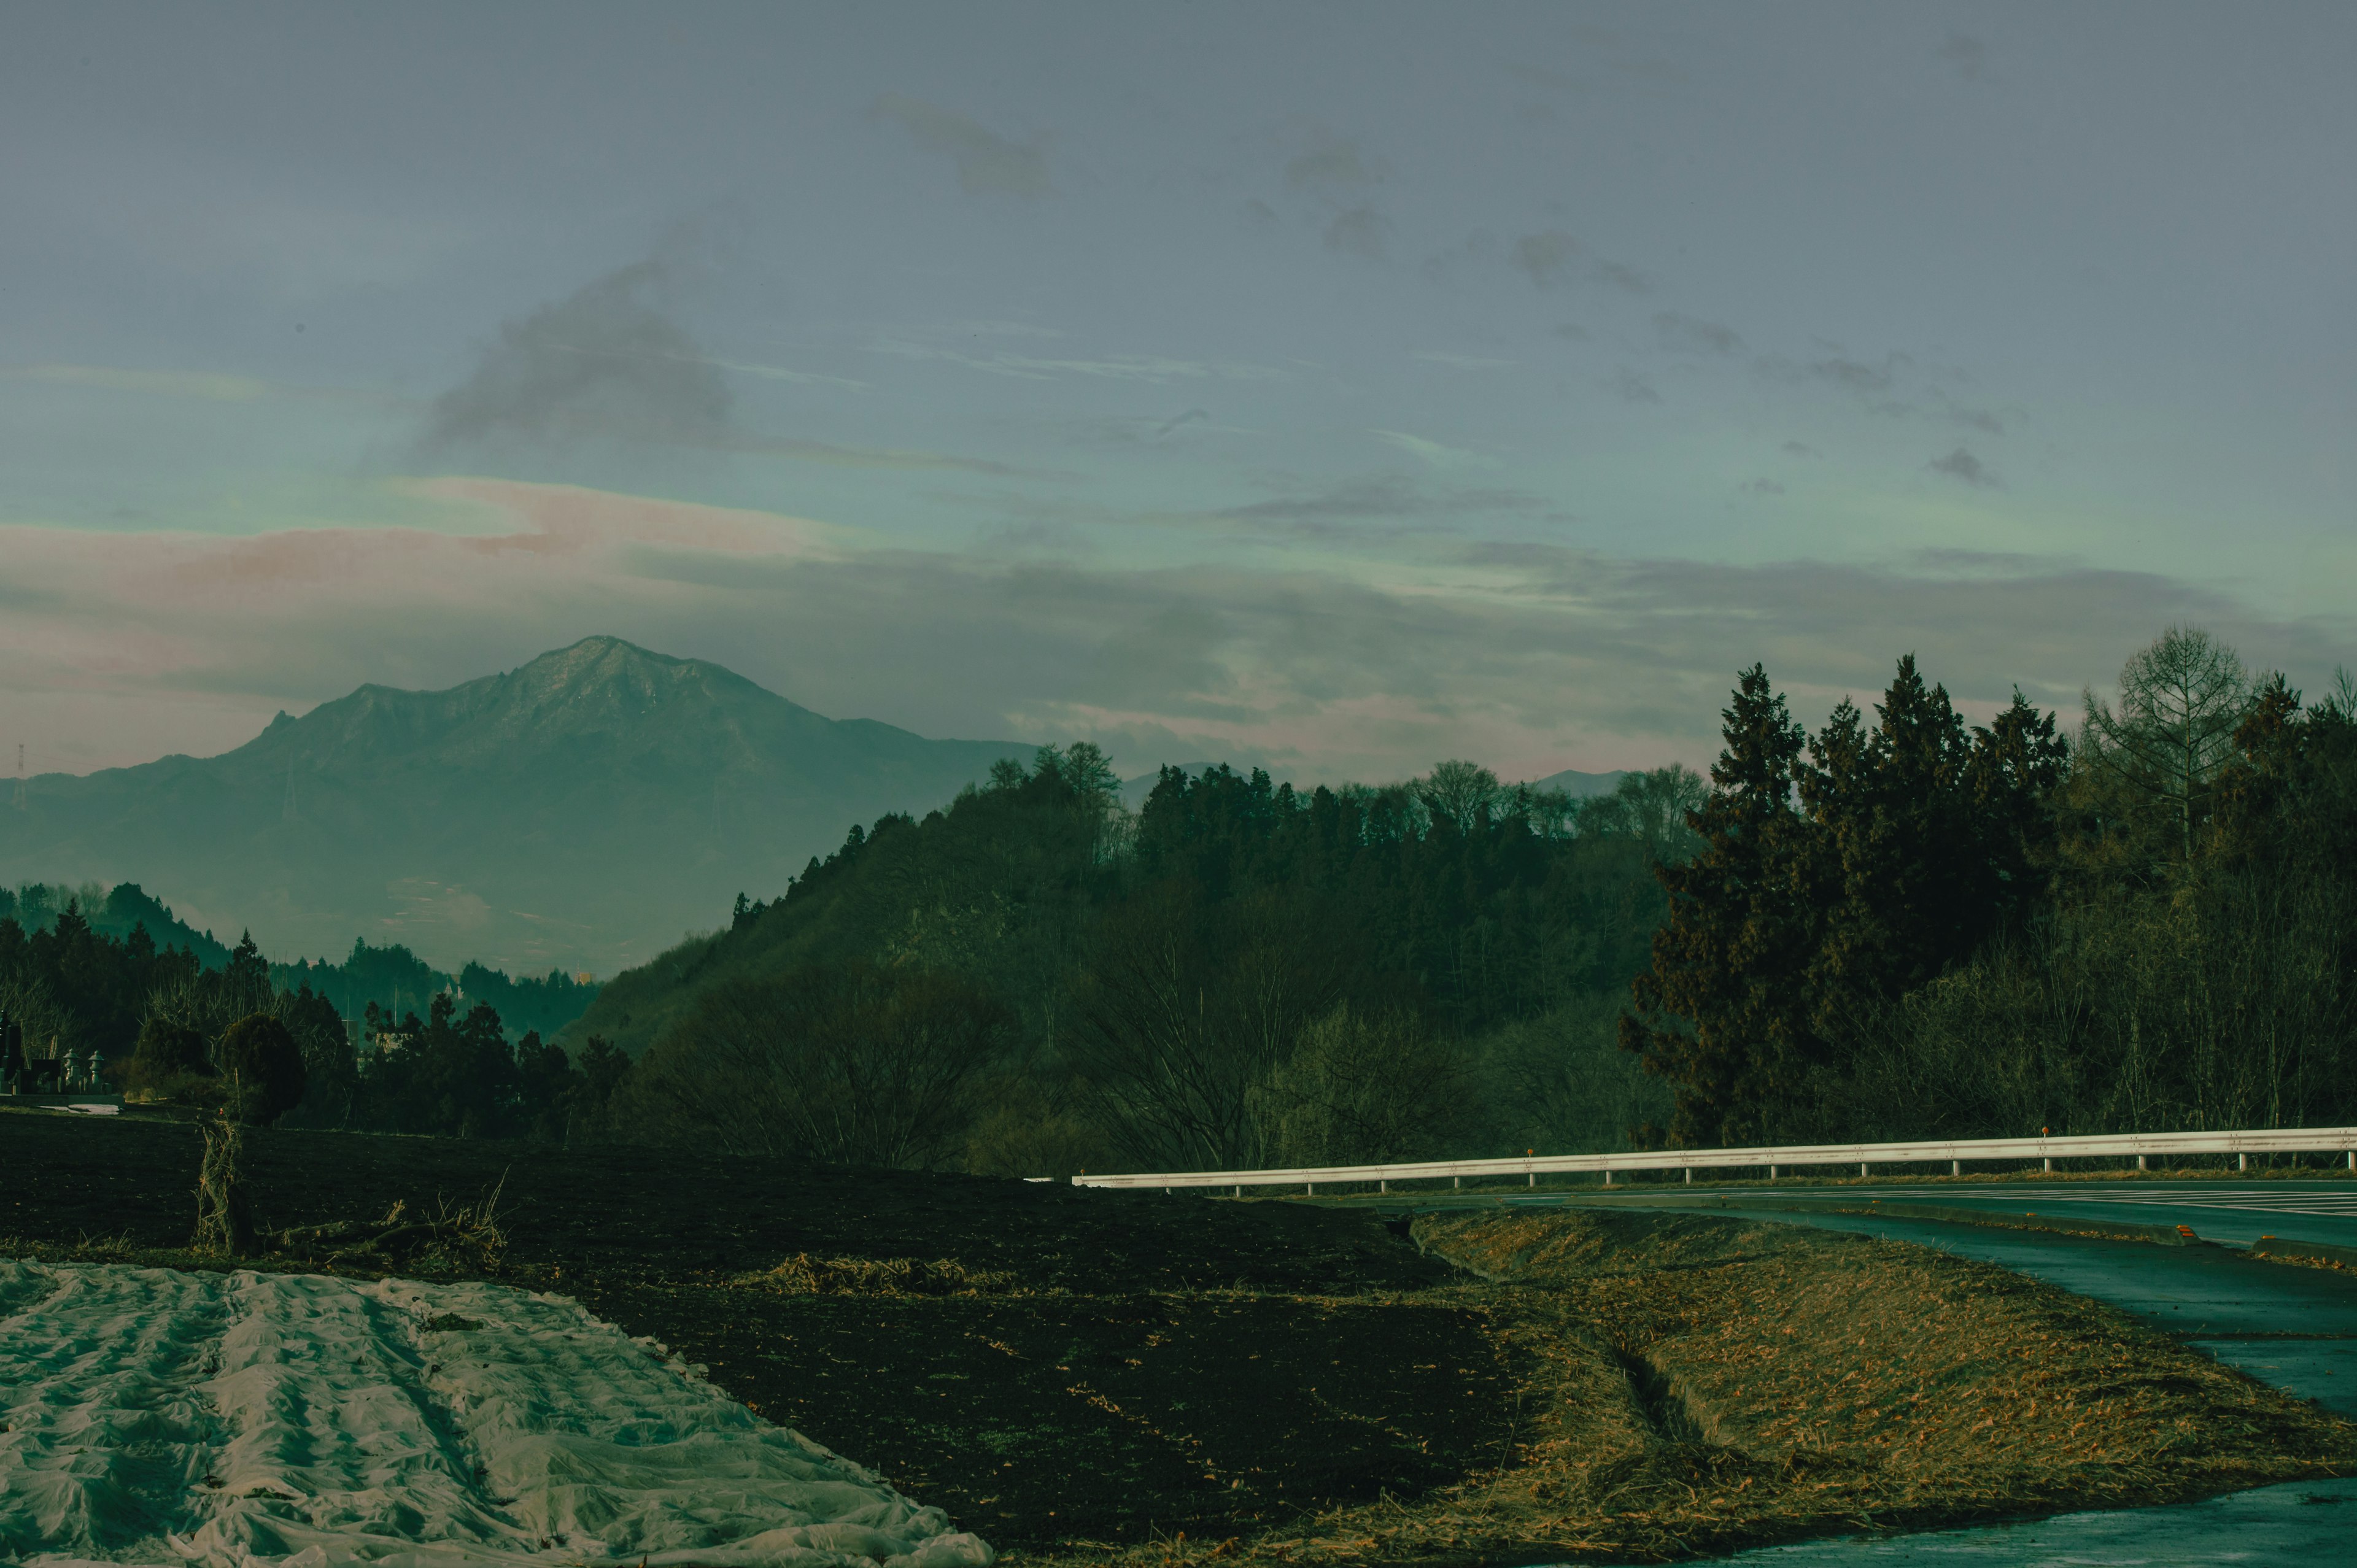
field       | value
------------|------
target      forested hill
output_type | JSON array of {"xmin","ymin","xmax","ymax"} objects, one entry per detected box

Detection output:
[
  {"xmin": 0, "ymin": 879, "xmax": 601, "ymax": 1054},
  {"xmin": 557, "ymin": 751, "xmax": 1705, "ymax": 1170},
  {"xmin": 0, "ymin": 637, "xmax": 1032, "ymax": 976}
]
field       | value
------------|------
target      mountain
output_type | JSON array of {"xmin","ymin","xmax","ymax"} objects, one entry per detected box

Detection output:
[
  {"xmin": 1528, "ymin": 768, "xmax": 1627, "ymax": 799},
  {"xmin": 0, "ymin": 638, "xmax": 1032, "ymax": 975}
]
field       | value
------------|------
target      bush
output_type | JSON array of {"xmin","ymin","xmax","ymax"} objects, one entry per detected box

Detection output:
[
  {"xmin": 219, "ymin": 1013, "xmax": 308, "ymax": 1125},
  {"xmin": 129, "ymin": 1016, "xmax": 212, "ymax": 1087}
]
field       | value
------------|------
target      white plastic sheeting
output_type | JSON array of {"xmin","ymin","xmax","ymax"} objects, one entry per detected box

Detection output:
[{"xmin": 0, "ymin": 1259, "xmax": 994, "ymax": 1568}]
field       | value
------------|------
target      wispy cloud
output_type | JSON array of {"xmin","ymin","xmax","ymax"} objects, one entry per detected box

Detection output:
[
  {"xmin": 1286, "ymin": 136, "xmax": 1388, "ymax": 191},
  {"xmin": 1509, "ymin": 231, "xmax": 1647, "ymax": 292},
  {"xmin": 1412, "ymin": 350, "xmax": 1518, "ymax": 371},
  {"xmin": 870, "ymin": 339, "xmax": 1282, "ymax": 384},
  {"xmin": 1372, "ymin": 430, "xmax": 1492, "ymax": 468},
  {"xmin": 11, "ymin": 364, "xmax": 273, "ymax": 403},
  {"xmin": 1324, "ymin": 205, "xmax": 1389, "ymax": 260},
  {"xmin": 422, "ymin": 260, "xmax": 732, "ymax": 452},
  {"xmin": 873, "ymin": 94, "xmax": 1051, "ymax": 197},
  {"xmin": 5, "ymin": 481, "xmax": 2349, "ymax": 786},
  {"xmin": 1609, "ymin": 367, "xmax": 1662, "ymax": 404},
  {"xmin": 1928, "ymin": 447, "xmax": 2000, "ymax": 488},
  {"xmin": 1654, "ymin": 312, "xmax": 1745, "ymax": 355}
]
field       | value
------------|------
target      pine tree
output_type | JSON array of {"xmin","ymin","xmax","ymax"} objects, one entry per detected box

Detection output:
[{"xmin": 1624, "ymin": 665, "xmax": 1814, "ymax": 1146}]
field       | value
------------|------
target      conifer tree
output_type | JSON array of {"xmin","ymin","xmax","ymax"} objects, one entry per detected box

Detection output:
[{"xmin": 1624, "ymin": 665, "xmax": 1813, "ymax": 1145}]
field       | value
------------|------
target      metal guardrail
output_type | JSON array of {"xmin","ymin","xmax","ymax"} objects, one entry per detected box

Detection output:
[{"xmin": 1070, "ymin": 1125, "xmax": 2357, "ymax": 1192}]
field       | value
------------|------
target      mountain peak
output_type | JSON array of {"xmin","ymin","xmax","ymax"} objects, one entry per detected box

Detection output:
[{"xmin": 1, "ymin": 640, "xmax": 1034, "ymax": 974}]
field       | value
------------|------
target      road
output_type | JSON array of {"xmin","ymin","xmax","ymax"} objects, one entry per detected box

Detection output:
[{"xmin": 1376, "ymin": 1181, "xmax": 2357, "ymax": 1564}]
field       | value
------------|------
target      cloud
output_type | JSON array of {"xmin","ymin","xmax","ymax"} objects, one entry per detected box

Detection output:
[
  {"xmin": 1654, "ymin": 313, "xmax": 1745, "ymax": 355},
  {"xmin": 422, "ymin": 261, "xmax": 732, "ymax": 452},
  {"xmin": 1324, "ymin": 205, "xmax": 1389, "ymax": 260},
  {"xmin": 1782, "ymin": 441, "xmax": 1820, "ymax": 458},
  {"xmin": 1590, "ymin": 260, "xmax": 1649, "ymax": 293},
  {"xmin": 1509, "ymin": 231, "xmax": 1647, "ymax": 292},
  {"xmin": 1195, "ymin": 475, "xmax": 1552, "ymax": 539},
  {"xmin": 873, "ymin": 94, "xmax": 1051, "ymax": 197},
  {"xmin": 1950, "ymin": 406, "xmax": 2005, "ymax": 435},
  {"xmin": 1928, "ymin": 447, "xmax": 2000, "ymax": 488},
  {"xmin": 1372, "ymin": 431, "xmax": 1492, "ymax": 469},
  {"xmin": 1412, "ymin": 351, "xmax": 1518, "ymax": 371},
  {"xmin": 6, "ymin": 480, "xmax": 2350, "ymax": 787},
  {"xmin": 1512, "ymin": 231, "xmax": 1584, "ymax": 288},
  {"xmin": 12, "ymin": 364, "xmax": 272, "ymax": 403},
  {"xmin": 1739, "ymin": 478, "xmax": 1786, "ymax": 496},
  {"xmin": 1935, "ymin": 32, "xmax": 1987, "ymax": 80},
  {"xmin": 1286, "ymin": 137, "xmax": 1387, "ymax": 191},
  {"xmin": 1608, "ymin": 367, "xmax": 1661, "ymax": 404},
  {"xmin": 870, "ymin": 339, "xmax": 1282, "ymax": 384},
  {"xmin": 1809, "ymin": 355, "xmax": 1898, "ymax": 394}
]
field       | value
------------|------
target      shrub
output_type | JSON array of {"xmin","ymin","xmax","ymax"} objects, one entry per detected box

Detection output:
[
  {"xmin": 219, "ymin": 1013, "xmax": 308, "ymax": 1125},
  {"xmin": 130, "ymin": 1016, "xmax": 212, "ymax": 1087}
]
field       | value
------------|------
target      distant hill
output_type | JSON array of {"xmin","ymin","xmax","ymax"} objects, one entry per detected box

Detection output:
[
  {"xmin": 0, "ymin": 637, "xmax": 1032, "ymax": 975},
  {"xmin": 1528, "ymin": 768, "xmax": 1627, "ymax": 799}
]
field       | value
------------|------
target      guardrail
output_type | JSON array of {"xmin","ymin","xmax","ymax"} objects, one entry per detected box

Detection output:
[{"xmin": 1070, "ymin": 1125, "xmax": 2357, "ymax": 1192}]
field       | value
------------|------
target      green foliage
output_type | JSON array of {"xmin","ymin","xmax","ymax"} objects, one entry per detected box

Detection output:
[
  {"xmin": 1635, "ymin": 635, "xmax": 2357, "ymax": 1145},
  {"xmin": 567, "ymin": 744, "xmax": 1692, "ymax": 1170},
  {"xmin": 129, "ymin": 1016, "xmax": 211, "ymax": 1086},
  {"xmin": 355, "ymin": 992, "xmax": 588, "ymax": 1140},
  {"xmin": 218, "ymin": 1013, "xmax": 308, "ymax": 1125}
]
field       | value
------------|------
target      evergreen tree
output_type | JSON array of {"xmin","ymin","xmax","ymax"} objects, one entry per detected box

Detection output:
[{"xmin": 1624, "ymin": 665, "xmax": 1814, "ymax": 1145}]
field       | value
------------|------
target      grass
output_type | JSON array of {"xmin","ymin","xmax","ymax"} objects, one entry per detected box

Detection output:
[{"xmin": 1015, "ymin": 1208, "xmax": 2357, "ymax": 1566}]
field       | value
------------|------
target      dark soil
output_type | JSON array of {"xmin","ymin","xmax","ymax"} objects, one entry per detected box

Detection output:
[
  {"xmin": 2, "ymin": 1107, "xmax": 1505, "ymax": 1550},
  {"xmin": 1, "ymin": 1109, "xmax": 1441, "ymax": 1294},
  {"xmin": 585, "ymin": 1286, "xmax": 1515, "ymax": 1545}
]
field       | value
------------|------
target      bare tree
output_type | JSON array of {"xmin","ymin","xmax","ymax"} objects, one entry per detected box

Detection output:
[
  {"xmin": 1069, "ymin": 886, "xmax": 1347, "ymax": 1170},
  {"xmin": 634, "ymin": 963, "xmax": 1013, "ymax": 1167},
  {"xmin": 2083, "ymin": 626, "xmax": 2250, "ymax": 861},
  {"xmin": 1255, "ymin": 1004, "xmax": 1474, "ymax": 1166},
  {"xmin": 1418, "ymin": 759, "xmax": 1503, "ymax": 835}
]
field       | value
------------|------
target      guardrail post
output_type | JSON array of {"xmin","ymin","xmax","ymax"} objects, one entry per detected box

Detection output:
[
  {"xmin": 2348, "ymin": 1150, "xmax": 2354, "ymax": 1172},
  {"xmin": 2042, "ymin": 1157, "xmax": 2052, "ymax": 1173},
  {"xmin": 1684, "ymin": 1167, "xmax": 1692, "ymax": 1184},
  {"xmin": 1604, "ymin": 1170, "xmax": 1613, "ymax": 1186},
  {"xmin": 1951, "ymin": 1159, "xmax": 1960, "ymax": 1176},
  {"xmin": 1306, "ymin": 1181, "xmax": 1314, "ymax": 1195},
  {"xmin": 1453, "ymin": 1175, "xmax": 1461, "ymax": 1189},
  {"xmin": 1859, "ymin": 1162, "xmax": 1868, "ymax": 1178},
  {"xmin": 1235, "ymin": 1184, "xmax": 1243, "ymax": 1197},
  {"xmin": 1768, "ymin": 1164, "xmax": 1778, "ymax": 1181},
  {"xmin": 2137, "ymin": 1156, "xmax": 2146, "ymax": 1172},
  {"xmin": 1379, "ymin": 1180, "xmax": 1387, "ymax": 1193},
  {"xmin": 1527, "ymin": 1172, "xmax": 1535, "ymax": 1188},
  {"xmin": 2239, "ymin": 1153, "xmax": 2248, "ymax": 1172}
]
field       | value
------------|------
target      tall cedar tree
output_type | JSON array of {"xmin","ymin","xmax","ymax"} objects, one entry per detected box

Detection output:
[
  {"xmin": 1629, "ymin": 660, "xmax": 2065, "ymax": 1145},
  {"xmin": 1623, "ymin": 665, "xmax": 1814, "ymax": 1146}
]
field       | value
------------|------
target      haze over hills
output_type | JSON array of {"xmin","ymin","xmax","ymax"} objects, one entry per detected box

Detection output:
[{"xmin": 0, "ymin": 638, "xmax": 1032, "ymax": 975}]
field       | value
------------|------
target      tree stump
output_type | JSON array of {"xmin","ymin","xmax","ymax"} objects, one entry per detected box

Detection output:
[{"xmin": 193, "ymin": 1115, "xmax": 256, "ymax": 1256}]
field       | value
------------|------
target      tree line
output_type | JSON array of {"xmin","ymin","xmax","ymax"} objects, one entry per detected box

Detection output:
[
  {"xmin": 1625, "ymin": 628, "xmax": 2357, "ymax": 1147},
  {"xmin": 0, "ymin": 888, "xmax": 603, "ymax": 1138},
  {"xmin": 562, "ymin": 747, "xmax": 1706, "ymax": 1172}
]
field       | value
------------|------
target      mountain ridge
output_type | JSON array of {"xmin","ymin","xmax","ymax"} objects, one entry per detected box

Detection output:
[{"xmin": 0, "ymin": 638, "xmax": 1034, "ymax": 975}]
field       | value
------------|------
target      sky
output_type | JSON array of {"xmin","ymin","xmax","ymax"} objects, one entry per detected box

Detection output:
[{"xmin": 4, "ymin": 0, "xmax": 2353, "ymax": 785}]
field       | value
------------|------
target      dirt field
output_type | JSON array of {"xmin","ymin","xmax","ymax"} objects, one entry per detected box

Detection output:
[{"xmin": 9, "ymin": 1105, "xmax": 2356, "ymax": 1564}]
